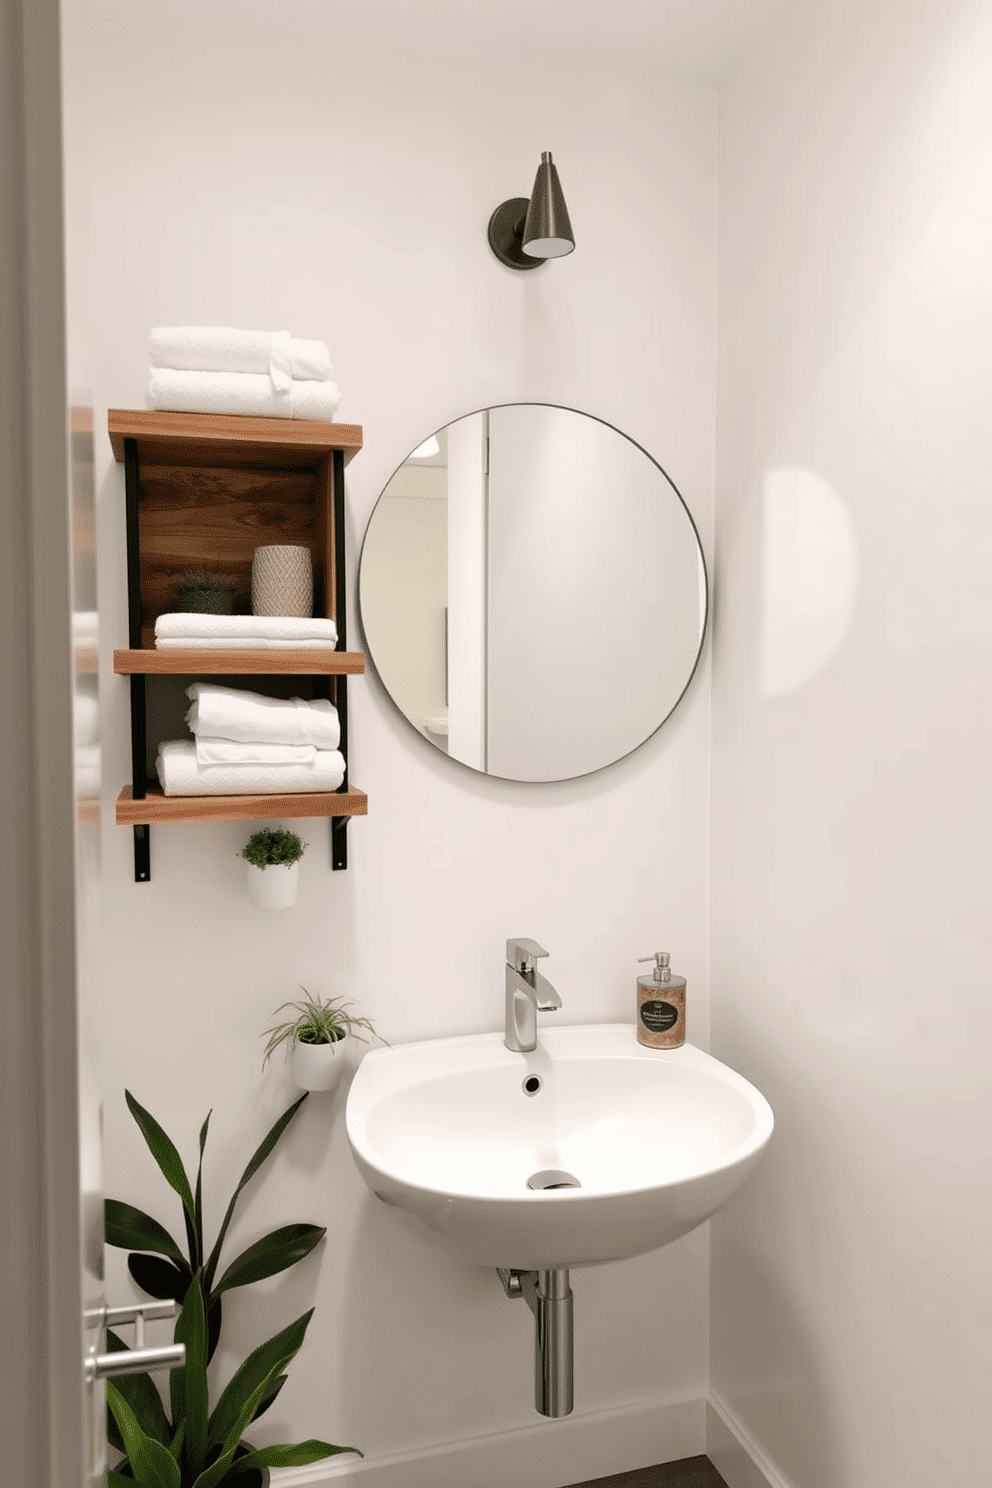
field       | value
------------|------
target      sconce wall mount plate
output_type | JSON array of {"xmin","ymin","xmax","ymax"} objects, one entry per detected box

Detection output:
[{"xmin": 488, "ymin": 197, "xmax": 544, "ymax": 271}]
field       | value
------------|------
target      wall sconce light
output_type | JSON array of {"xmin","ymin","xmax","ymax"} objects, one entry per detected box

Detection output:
[{"xmin": 487, "ymin": 151, "xmax": 575, "ymax": 271}]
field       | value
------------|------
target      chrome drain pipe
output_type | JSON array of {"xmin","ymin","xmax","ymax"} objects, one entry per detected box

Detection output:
[{"xmin": 496, "ymin": 1267, "xmax": 574, "ymax": 1418}]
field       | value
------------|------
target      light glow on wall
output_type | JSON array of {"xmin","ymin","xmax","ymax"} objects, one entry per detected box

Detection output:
[{"xmin": 759, "ymin": 467, "xmax": 858, "ymax": 697}]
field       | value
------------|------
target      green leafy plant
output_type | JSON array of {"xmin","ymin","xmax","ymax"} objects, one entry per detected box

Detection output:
[
  {"xmin": 240, "ymin": 829, "xmax": 307, "ymax": 870},
  {"xmin": 105, "ymin": 1090, "xmax": 356, "ymax": 1487},
  {"xmin": 261, "ymin": 987, "xmax": 382, "ymax": 1065},
  {"xmin": 175, "ymin": 570, "xmax": 238, "ymax": 616}
]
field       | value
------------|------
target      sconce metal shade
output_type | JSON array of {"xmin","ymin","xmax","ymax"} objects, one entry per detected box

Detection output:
[
  {"xmin": 522, "ymin": 152, "xmax": 575, "ymax": 259},
  {"xmin": 487, "ymin": 151, "xmax": 575, "ymax": 271}
]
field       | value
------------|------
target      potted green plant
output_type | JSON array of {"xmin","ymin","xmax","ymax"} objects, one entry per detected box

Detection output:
[
  {"xmin": 262, "ymin": 987, "xmax": 383, "ymax": 1093},
  {"xmin": 105, "ymin": 1089, "xmax": 357, "ymax": 1487},
  {"xmin": 240, "ymin": 828, "xmax": 306, "ymax": 910},
  {"xmin": 175, "ymin": 569, "xmax": 238, "ymax": 615}
]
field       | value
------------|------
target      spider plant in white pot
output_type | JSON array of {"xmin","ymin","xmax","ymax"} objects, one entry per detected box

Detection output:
[
  {"xmin": 240, "ymin": 829, "xmax": 307, "ymax": 910},
  {"xmin": 262, "ymin": 988, "xmax": 383, "ymax": 1093}
]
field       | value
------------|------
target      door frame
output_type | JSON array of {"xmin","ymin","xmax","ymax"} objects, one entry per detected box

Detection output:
[{"xmin": 0, "ymin": 0, "xmax": 86, "ymax": 1482}]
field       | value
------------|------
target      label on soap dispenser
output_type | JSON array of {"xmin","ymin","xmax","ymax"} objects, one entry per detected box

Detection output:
[
  {"xmin": 637, "ymin": 979, "xmax": 686, "ymax": 1048},
  {"xmin": 640, "ymin": 1000, "xmax": 679, "ymax": 1033}
]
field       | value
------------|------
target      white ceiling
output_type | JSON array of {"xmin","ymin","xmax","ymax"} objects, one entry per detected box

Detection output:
[{"xmin": 144, "ymin": 0, "xmax": 788, "ymax": 86}]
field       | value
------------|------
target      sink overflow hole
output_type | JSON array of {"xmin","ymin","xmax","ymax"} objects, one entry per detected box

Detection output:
[
  {"xmin": 527, "ymin": 1169, "xmax": 581, "ymax": 1191},
  {"xmin": 522, "ymin": 1075, "xmax": 543, "ymax": 1096}
]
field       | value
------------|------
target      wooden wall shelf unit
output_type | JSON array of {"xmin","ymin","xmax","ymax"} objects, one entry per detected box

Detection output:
[{"xmin": 109, "ymin": 408, "xmax": 367, "ymax": 882}]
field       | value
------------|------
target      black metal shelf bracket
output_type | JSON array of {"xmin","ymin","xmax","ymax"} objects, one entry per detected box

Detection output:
[
  {"xmin": 124, "ymin": 437, "xmax": 150, "ymax": 882},
  {"xmin": 332, "ymin": 448, "xmax": 349, "ymax": 873}
]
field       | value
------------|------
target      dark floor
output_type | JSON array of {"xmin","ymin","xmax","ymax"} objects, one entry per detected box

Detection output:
[{"xmin": 566, "ymin": 1456, "xmax": 728, "ymax": 1488}]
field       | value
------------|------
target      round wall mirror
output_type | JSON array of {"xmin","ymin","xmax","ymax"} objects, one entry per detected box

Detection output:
[{"xmin": 358, "ymin": 403, "xmax": 708, "ymax": 782}]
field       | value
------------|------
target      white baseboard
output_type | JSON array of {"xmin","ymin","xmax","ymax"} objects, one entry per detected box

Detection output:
[
  {"xmin": 272, "ymin": 1393, "xmax": 706, "ymax": 1488},
  {"xmin": 706, "ymin": 1393, "xmax": 792, "ymax": 1488}
]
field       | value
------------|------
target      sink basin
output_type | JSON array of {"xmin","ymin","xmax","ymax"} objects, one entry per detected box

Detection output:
[{"xmin": 346, "ymin": 1024, "xmax": 773, "ymax": 1269}]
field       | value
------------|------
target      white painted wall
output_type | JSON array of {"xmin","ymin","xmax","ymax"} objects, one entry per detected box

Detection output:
[
  {"xmin": 61, "ymin": 8, "xmax": 717, "ymax": 1475},
  {"xmin": 711, "ymin": 2, "xmax": 992, "ymax": 1485}
]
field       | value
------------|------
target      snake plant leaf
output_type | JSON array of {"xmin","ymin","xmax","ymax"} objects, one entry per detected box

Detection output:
[
  {"xmin": 206, "ymin": 1294, "xmax": 223, "ymax": 1365},
  {"xmin": 212, "ymin": 1223, "xmax": 326, "ymax": 1296},
  {"xmin": 249, "ymin": 1371, "xmax": 286, "ymax": 1422},
  {"xmin": 188, "ymin": 1448, "xmax": 237, "ymax": 1488},
  {"xmin": 125, "ymin": 1092, "xmax": 198, "ymax": 1256},
  {"xmin": 127, "ymin": 1253, "xmax": 191, "ymax": 1303},
  {"xmin": 173, "ymin": 1273, "xmax": 209, "ymax": 1479},
  {"xmin": 168, "ymin": 1419, "xmax": 185, "ymax": 1463},
  {"xmin": 194, "ymin": 1111, "xmax": 212, "ymax": 1271},
  {"xmin": 106, "ymin": 1199, "xmax": 187, "ymax": 1268},
  {"xmin": 106, "ymin": 1382, "xmax": 182, "ymax": 1488},
  {"xmin": 206, "ymin": 1308, "xmax": 313, "ymax": 1450},
  {"xmin": 109, "ymin": 1472, "xmax": 136, "ymax": 1487},
  {"xmin": 202, "ymin": 1093, "xmax": 308, "ymax": 1295},
  {"xmin": 104, "ymin": 1329, "xmax": 172, "ymax": 1446},
  {"xmin": 227, "ymin": 1439, "xmax": 359, "ymax": 1474},
  {"xmin": 190, "ymin": 1375, "xmax": 273, "ymax": 1488}
]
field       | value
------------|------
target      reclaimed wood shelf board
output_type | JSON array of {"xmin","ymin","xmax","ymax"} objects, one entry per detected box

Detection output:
[
  {"xmin": 113, "ymin": 648, "xmax": 365, "ymax": 675},
  {"xmin": 116, "ymin": 784, "xmax": 368, "ymax": 826},
  {"xmin": 108, "ymin": 409, "xmax": 363, "ymax": 468}
]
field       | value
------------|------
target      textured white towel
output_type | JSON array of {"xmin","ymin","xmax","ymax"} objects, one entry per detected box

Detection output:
[
  {"xmin": 148, "ymin": 368, "xmax": 340, "ymax": 422},
  {"xmin": 268, "ymin": 330, "xmax": 333, "ymax": 387},
  {"xmin": 158, "ymin": 637, "xmax": 335, "ymax": 651},
  {"xmin": 155, "ymin": 613, "xmax": 337, "ymax": 645},
  {"xmin": 149, "ymin": 327, "xmax": 332, "ymax": 382},
  {"xmin": 75, "ymin": 743, "xmax": 101, "ymax": 798},
  {"xmin": 156, "ymin": 740, "xmax": 345, "ymax": 797},
  {"xmin": 185, "ymin": 683, "xmax": 341, "ymax": 750},
  {"xmin": 194, "ymin": 738, "xmax": 317, "ymax": 767},
  {"xmin": 74, "ymin": 693, "xmax": 100, "ymax": 748},
  {"xmin": 72, "ymin": 610, "xmax": 99, "ymax": 645}
]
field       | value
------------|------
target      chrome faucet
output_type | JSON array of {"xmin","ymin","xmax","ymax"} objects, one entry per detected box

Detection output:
[{"xmin": 505, "ymin": 938, "xmax": 561, "ymax": 1053}]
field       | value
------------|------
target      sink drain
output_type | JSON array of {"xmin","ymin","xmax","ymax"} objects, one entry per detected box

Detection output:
[{"xmin": 527, "ymin": 1169, "xmax": 581, "ymax": 1191}]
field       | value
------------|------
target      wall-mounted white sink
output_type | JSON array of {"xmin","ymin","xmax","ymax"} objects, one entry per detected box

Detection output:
[{"xmin": 346, "ymin": 1024, "xmax": 773, "ymax": 1269}]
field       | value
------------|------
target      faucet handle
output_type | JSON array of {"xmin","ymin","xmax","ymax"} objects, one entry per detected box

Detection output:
[{"xmin": 506, "ymin": 937, "xmax": 549, "ymax": 972}]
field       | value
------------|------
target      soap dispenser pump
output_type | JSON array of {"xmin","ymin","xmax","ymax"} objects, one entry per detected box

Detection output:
[{"xmin": 636, "ymin": 952, "xmax": 686, "ymax": 1049}]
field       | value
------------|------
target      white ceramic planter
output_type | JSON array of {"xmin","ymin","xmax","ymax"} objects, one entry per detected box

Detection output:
[
  {"xmin": 245, "ymin": 860, "xmax": 298, "ymax": 910},
  {"xmin": 291, "ymin": 1033, "xmax": 351, "ymax": 1093}
]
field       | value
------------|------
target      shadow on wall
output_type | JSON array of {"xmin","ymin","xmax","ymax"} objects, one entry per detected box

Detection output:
[
  {"xmin": 712, "ymin": 1195, "xmax": 842, "ymax": 1488},
  {"xmin": 338, "ymin": 1184, "xmax": 534, "ymax": 1451}
]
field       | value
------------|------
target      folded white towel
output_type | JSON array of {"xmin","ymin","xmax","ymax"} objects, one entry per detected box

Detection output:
[
  {"xmin": 72, "ymin": 610, "xmax": 99, "ymax": 645},
  {"xmin": 154, "ymin": 613, "xmax": 337, "ymax": 645},
  {"xmin": 149, "ymin": 327, "xmax": 332, "ymax": 383},
  {"xmin": 158, "ymin": 637, "xmax": 336, "ymax": 651},
  {"xmin": 148, "ymin": 368, "xmax": 340, "ymax": 422},
  {"xmin": 156, "ymin": 740, "xmax": 345, "ymax": 797},
  {"xmin": 185, "ymin": 682, "xmax": 341, "ymax": 750},
  {"xmin": 268, "ymin": 330, "xmax": 333, "ymax": 388},
  {"xmin": 74, "ymin": 692, "xmax": 100, "ymax": 748},
  {"xmin": 194, "ymin": 739, "xmax": 317, "ymax": 767},
  {"xmin": 75, "ymin": 743, "xmax": 101, "ymax": 797}
]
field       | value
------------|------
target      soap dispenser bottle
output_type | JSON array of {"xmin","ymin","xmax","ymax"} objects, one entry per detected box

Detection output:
[{"xmin": 636, "ymin": 952, "xmax": 686, "ymax": 1048}]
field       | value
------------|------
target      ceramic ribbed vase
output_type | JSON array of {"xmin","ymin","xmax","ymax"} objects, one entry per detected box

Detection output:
[{"xmin": 251, "ymin": 544, "xmax": 313, "ymax": 618}]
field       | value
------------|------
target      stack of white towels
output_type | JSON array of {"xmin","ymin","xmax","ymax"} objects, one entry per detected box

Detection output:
[
  {"xmin": 153, "ymin": 613, "xmax": 339, "ymax": 651},
  {"xmin": 148, "ymin": 326, "xmax": 340, "ymax": 421},
  {"xmin": 156, "ymin": 682, "xmax": 346, "ymax": 798}
]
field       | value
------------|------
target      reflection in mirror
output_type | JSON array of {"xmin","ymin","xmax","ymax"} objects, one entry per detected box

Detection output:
[{"xmin": 359, "ymin": 404, "xmax": 707, "ymax": 783}]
